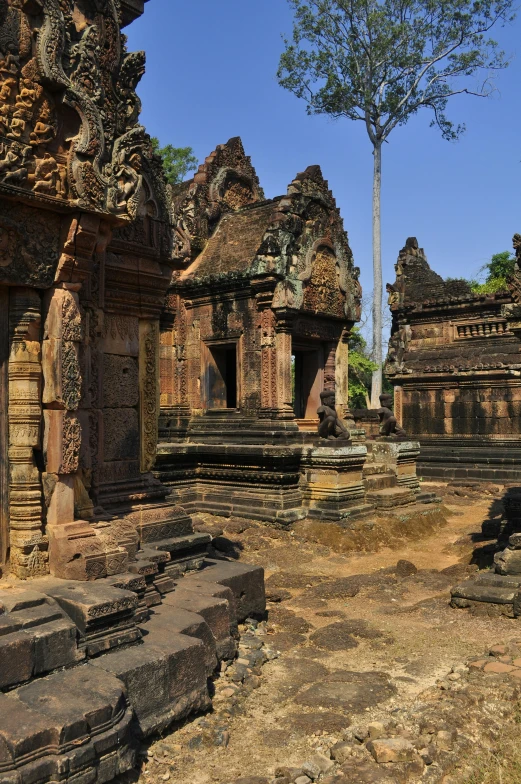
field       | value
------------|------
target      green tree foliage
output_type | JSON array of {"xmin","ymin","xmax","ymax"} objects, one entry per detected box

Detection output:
[
  {"xmin": 151, "ymin": 138, "xmax": 198, "ymax": 186},
  {"xmin": 278, "ymin": 0, "xmax": 515, "ymax": 406},
  {"xmin": 348, "ymin": 328, "xmax": 378, "ymax": 409},
  {"xmin": 447, "ymin": 251, "xmax": 515, "ymax": 294}
]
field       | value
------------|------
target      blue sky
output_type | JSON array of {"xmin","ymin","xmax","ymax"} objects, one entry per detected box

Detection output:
[{"xmin": 127, "ymin": 0, "xmax": 521, "ymax": 307}]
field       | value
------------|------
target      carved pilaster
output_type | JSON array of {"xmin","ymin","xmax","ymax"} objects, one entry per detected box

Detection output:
[
  {"xmin": 259, "ymin": 305, "xmax": 277, "ymax": 414},
  {"xmin": 394, "ymin": 386, "xmax": 403, "ymax": 426},
  {"xmin": 174, "ymin": 297, "xmax": 189, "ymax": 409},
  {"xmin": 8, "ymin": 287, "xmax": 48, "ymax": 578},
  {"xmin": 140, "ymin": 319, "xmax": 160, "ymax": 472},
  {"xmin": 324, "ymin": 341, "xmax": 336, "ymax": 391},
  {"xmin": 336, "ymin": 328, "xmax": 350, "ymax": 419},
  {"xmin": 42, "ymin": 286, "xmax": 84, "ymax": 528},
  {"xmin": 274, "ymin": 313, "xmax": 295, "ymax": 420}
]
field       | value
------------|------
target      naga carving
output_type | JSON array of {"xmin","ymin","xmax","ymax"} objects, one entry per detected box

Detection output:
[{"xmin": 0, "ymin": 0, "xmax": 148, "ymax": 218}]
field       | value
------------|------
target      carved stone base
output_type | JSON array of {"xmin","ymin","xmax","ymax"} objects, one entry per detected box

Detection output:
[
  {"xmin": 300, "ymin": 443, "xmax": 371, "ymax": 520},
  {"xmin": 156, "ymin": 435, "xmax": 433, "ymax": 524},
  {"xmin": 156, "ymin": 441, "xmax": 305, "ymax": 524}
]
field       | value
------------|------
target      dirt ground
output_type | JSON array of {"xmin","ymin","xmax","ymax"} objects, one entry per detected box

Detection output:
[{"xmin": 124, "ymin": 484, "xmax": 521, "ymax": 784}]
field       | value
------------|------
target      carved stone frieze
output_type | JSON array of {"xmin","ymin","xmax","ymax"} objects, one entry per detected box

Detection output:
[
  {"xmin": 0, "ymin": 201, "xmax": 61, "ymax": 286},
  {"xmin": 302, "ymin": 245, "xmax": 345, "ymax": 319}
]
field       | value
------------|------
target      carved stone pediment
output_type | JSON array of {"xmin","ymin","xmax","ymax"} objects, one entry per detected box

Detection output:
[
  {"xmin": 0, "ymin": 0, "xmax": 149, "ymax": 219},
  {"xmin": 170, "ymin": 137, "xmax": 264, "ymax": 265}
]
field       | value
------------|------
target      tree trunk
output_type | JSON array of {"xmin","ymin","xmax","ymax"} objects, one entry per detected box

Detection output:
[{"xmin": 370, "ymin": 140, "xmax": 383, "ymax": 409}]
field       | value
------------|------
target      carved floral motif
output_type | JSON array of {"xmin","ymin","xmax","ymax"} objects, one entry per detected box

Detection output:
[{"xmin": 140, "ymin": 319, "xmax": 159, "ymax": 472}]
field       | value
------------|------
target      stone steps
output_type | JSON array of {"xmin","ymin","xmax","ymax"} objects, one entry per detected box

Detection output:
[
  {"xmin": 362, "ymin": 461, "xmax": 388, "ymax": 476},
  {"xmin": 451, "ymin": 572, "xmax": 521, "ymax": 607},
  {"xmin": 162, "ymin": 586, "xmax": 237, "ymax": 660},
  {"xmin": 365, "ymin": 486, "xmax": 415, "ymax": 509}
]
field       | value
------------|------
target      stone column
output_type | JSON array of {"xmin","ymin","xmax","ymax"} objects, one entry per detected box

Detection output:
[
  {"xmin": 335, "ymin": 328, "xmax": 350, "ymax": 419},
  {"xmin": 8, "ymin": 287, "xmax": 48, "ymax": 578},
  {"xmin": 324, "ymin": 341, "xmax": 336, "ymax": 391},
  {"xmin": 42, "ymin": 285, "xmax": 83, "ymax": 527},
  {"xmin": 258, "ymin": 301, "xmax": 277, "ymax": 416},
  {"xmin": 140, "ymin": 319, "xmax": 160, "ymax": 472},
  {"xmin": 394, "ymin": 385, "xmax": 403, "ymax": 426},
  {"xmin": 274, "ymin": 314, "xmax": 295, "ymax": 420}
]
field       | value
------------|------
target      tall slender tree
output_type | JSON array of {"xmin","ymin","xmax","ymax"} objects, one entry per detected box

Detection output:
[{"xmin": 278, "ymin": 0, "xmax": 515, "ymax": 406}]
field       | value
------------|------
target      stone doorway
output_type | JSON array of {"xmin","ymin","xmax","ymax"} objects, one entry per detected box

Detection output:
[
  {"xmin": 0, "ymin": 286, "xmax": 8, "ymax": 566},
  {"xmin": 292, "ymin": 343, "xmax": 324, "ymax": 420},
  {"xmin": 204, "ymin": 342, "xmax": 238, "ymax": 409}
]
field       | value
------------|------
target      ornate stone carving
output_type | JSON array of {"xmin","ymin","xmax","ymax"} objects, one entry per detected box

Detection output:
[
  {"xmin": 60, "ymin": 412, "xmax": 81, "ymax": 474},
  {"xmin": 317, "ymin": 389, "xmax": 350, "ymax": 440},
  {"xmin": 302, "ymin": 246, "xmax": 346, "ymax": 318},
  {"xmin": 0, "ymin": 202, "xmax": 61, "ymax": 286},
  {"xmin": 8, "ymin": 286, "xmax": 48, "ymax": 578},
  {"xmin": 259, "ymin": 303, "xmax": 276, "ymax": 412},
  {"xmin": 170, "ymin": 137, "xmax": 264, "ymax": 264},
  {"xmin": 139, "ymin": 319, "xmax": 159, "ymax": 472},
  {"xmin": 0, "ymin": 0, "xmax": 149, "ymax": 218},
  {"xmin": 377, "ymin": 394, "xmax": 406, "ymax": 438},
  {"xmin": 43, "ymin": 288, "xmax": 83, "ymax": 411}
]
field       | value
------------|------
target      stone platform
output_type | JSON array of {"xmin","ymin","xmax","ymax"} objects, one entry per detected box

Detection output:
[
  {"xmin": 417, "ymin": 436, "xmax": 521, "ymax": 483},
  {"xmin": 156, "ymin": 428, "xmax": 439, "ymax": 526},
  {"xmin": 0, "ymin": 557, "xmax": 265, "ymax": 783}
]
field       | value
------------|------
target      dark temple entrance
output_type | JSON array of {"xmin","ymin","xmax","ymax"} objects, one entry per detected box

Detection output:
[
  {"xmin": 205, "ymin": 342, "xmax": 238, "ymax": 409},
  {"xmin": 0, "ymin": 286, "xmax": 8, "ymax": 566},
  {"xmin": 292, "ymin": 343, "xmax": 324, "ymax": 420}
]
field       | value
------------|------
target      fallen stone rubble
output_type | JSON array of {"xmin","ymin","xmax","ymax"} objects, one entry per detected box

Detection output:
[
  {"xmin": 129, "ymin": 618, "xmax": 279, "ymax": 778},
  {"xmin": 224, "ymin": 641, "xmax": 521, "ymax": 784}
]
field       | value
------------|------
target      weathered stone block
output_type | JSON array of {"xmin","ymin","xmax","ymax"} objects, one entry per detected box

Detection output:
[
  {"xmin": 179, "ymin": 575, "xmax": 238, "ymax": 632},
  {"xmin": 495, "ymin": 547, "xmax": 521, "ymax": 576},
  {"xmin": 91, "ymin": 631, "xmax": 210, "ymax": 737},
  {"xmin": 367, "ymin": 737, "xmax": 416, "ymax": 763},
  {"xmin": 32, "ymin": 618, "xmax": 83, "ymax": 675},
  {"xmin": 47, "ymin": 521, "xmax": 129, "ymax": 581},
  {"xmin": 196, "ymin": 559, "xmax": 266, "ymax": 621},
  {"xmin": 163, "ymin": 587, "xmax": 236, "ymax": 660},
  {"xmin": 32, "ymin": 578, "xmax": 140, "ymax": 656},
  {"xmin": 0, "ymin": 630, "xmax": 33, "ymax": 689},
  {"xmin": 1, "ymin": 665, "xmax": 134, "ymax": 781},
  {"xmin": 142, "ymin": 604, "xmax": 217, "ymax": 674},
  {"xmin": 45, "ymin": 475, "xmax": 75, "ymax": 526},
  {"xmin": 44, "ymin": 288, "xmax": 82, "ymax": 342}
]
